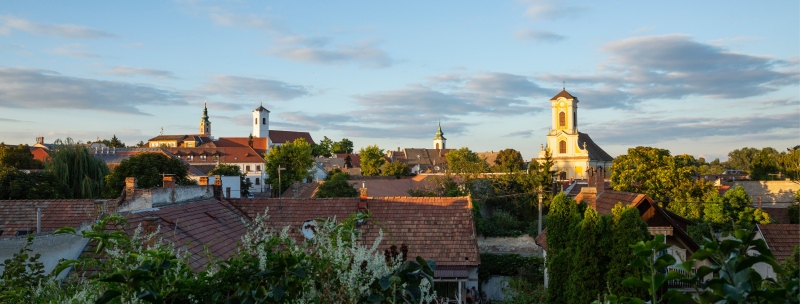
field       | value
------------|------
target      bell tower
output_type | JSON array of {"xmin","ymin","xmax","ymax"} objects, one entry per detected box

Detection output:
[
  {"xmin": 550, "ymin": 89, "xmax": 579, "ymax": 135},
  {"xmin": 199, "ymin": 102, "xmax": 211, "ymax": 136},
  {"xmin": 433, "ymin": 121, "xmax": 446, "ymax": 149},
  {"xmin": 252, "ymin": 102, "xmax": 270, "ymax": 138}
]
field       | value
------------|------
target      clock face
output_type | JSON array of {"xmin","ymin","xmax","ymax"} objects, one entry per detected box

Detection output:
[{"xmin": 559, "ymin": 101, "xmax": 565, "ymax": 107}]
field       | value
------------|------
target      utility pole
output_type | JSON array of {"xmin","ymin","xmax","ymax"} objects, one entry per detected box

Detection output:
[{"xmin": 538, "ymin": 186, "xmax": 543, "ymax": 235}]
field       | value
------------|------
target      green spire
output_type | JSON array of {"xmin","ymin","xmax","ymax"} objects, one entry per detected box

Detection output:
[
  {"xmin": 434, "ymin": 120, "xmax": 446, "ymax": 140},
  {"xmin": 202, "ymin": 101, "xmax": 210, "ymax": 122}
]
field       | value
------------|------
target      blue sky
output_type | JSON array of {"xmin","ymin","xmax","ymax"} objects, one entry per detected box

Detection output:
[{"xmin": 1, "ymin": 0, "xmax": 797, "ymax": 161}]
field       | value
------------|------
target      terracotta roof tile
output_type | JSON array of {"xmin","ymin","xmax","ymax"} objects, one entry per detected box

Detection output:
[
  {"xmin": 269, "ymin": 130, "xmax": 315, "ymax": 145},
  {"xmin": 551, "ymin": 89, "xmax": 576, "ymax": 100},
  {"xmin": 0, "ymin": 199, "xmax": 108, "ymax": 238},
  {"xmin": 758, "ymin": 224, "xmax": 800, "ymax": 262},
  {"xmin": 229, "ymin": 197, "xmax": 479, "ymax": 267},
  {"xmin": 762, "ymin": 207, "xmax": 792, "ymax": 224}
]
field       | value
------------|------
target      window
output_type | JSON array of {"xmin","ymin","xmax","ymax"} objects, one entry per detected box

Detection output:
[
  {"xmin": 256, "ymin": 165, "xmax": 261, "ymax": 171},
  {"xmin": 255, "ymin": 178, "xmax": 260, "ymax": 185},
  {"xmin": 200, "ymin": 155, "xmax": 207, "ymax": 161},
  {"xmin": 255, "ymin": 118, "xmax": 258, "ymax": 125},
  {"xmin": 559, "ymin": 140, "xmax": 567, "ymax": 154},
  {"xmin": 559, "ymin": 112, "xmax": 566, "ymax": 127},
  {"xmin": 246, "ymin": 177, "xmax": 251, "ymax": 184},
  {"xmin": 246, "ymin": 165, "xmax": 251, "ymax": 172},
  {"xmin": 213, "ymin": 155, "xmax": 219, "ymax": 162},
  {"xmin": 187, "ymin": 155, "xmax": 193, "ymax": 161},
  {"xmin": 262, "ymin": 118, "xmax": 266, "ymax": 125}
]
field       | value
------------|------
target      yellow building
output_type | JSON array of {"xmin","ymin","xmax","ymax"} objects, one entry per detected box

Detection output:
[{"xmin": 536, "ymin": 89, "xmax": 613, "ymax": 180}]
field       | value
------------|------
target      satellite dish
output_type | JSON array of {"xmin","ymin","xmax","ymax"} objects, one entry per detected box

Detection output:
[{"xmin": 301, "ymin": 220, "xmax": 317, "ymax": 239}]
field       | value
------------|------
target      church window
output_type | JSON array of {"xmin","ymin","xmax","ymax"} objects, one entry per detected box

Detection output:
[
  {"xmin": 559, "ymin": 112, "xmax": 566, "ymax": 127},
  {"xmin": 435, "ymin": 143, "xmax": 440, "ymax": 149},
  {"xmin": 559, "ymin": 140, "xmax": 566, "ymax": 154}
]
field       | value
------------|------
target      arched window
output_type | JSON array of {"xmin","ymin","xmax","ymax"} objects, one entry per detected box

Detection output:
[
  {"xmin": 254, "ymin": 118, "xmax": 258, "ymax": 125},
  {"xmin": 435, "ymin": 143, "xmax": 440, "ymax": 149},
  {"xmin": 559, "ymin": 112, "xmax": 566, "ymax": 127},
  {"xmin": 559, "ymin": 140, "xmax": 566, "ymax": 154}
]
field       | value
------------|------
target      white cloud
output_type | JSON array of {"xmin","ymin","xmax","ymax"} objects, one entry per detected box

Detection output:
[
  {"xmin": 0, "ymin": 15, "xmax": 115, "ymax": 38},
  {"xmin": 515, "ymin": 29, "xmax": 566, "ymax": 42},
  {"xmin": 106, "ymin": 66, "xmax": 177, "ymax": 79}
]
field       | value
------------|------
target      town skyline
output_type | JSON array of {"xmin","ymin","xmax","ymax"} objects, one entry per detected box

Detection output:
[{"xmin": 1, "ymin": 1, "xmax": 798, "ymax": 161}]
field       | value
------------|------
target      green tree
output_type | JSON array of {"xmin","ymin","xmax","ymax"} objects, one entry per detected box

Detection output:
[
  {"xmin": 208, "ymin": 163, "xmax": 252, "ymax": 197},
  {"xmin": 751, "ymin": 147, "xmax": 781, "ymax": 180},
  {"xmin": 0, "ymin": 144, "xmax": 43, "ymax": 169},
  {"xmin": 264, "ymin": 138, "xmax": 314, "ymax": 195},
  {"xmin": 546, "ymin": 193, "xmax": 580, "ymax": 304},
  {"xmin": 495, "ymin": 148, "xmax": 524, "ymax": 173},
  {"xmin": 46, "ymin": 138, "xmax": 110, "ymax": 199},
  {"xmin": 568, "ymin": 207, "xmax": 606, "ymax": 304},
  {"xmin": 311, "ymin": 136, "xmax": 334, "ymax": 157},
  {"xmin": 331, "ymin": 138, "xmax": 354, "ymax": 154},
  {"xmin": 104, "ymin": 152, "xmax": 192, "ymax": 197},
  {"xmin": 316, "ymin": 172, "xmax": 358, "ymax": 198},
  {"xmin": 359, "ymin": 145, "xmax": 385, "ymax": 176},
  {"xmin": 611, "ymin": 146, "xmax": 704, "ymax": 203},
  {"xmin": 725, "ymin": 147, "xmax": 760, "ymax": 171},
  {"xmin": 780, "ymin": 146, "xmax": 800, "ymax": 180},
  {"xmin": 446, "ymin": 147, "xmax": 489, "ymax": 176},
  {"xmin": 606, "ymin": 204, "xmax": 650, "ymax": 298},
  {"xmin": 0, "ymin": 167, "xmax": 68, "ymax": 200},
  {"xmin": 381, "ymin": 160, "xmax": 409, "ymax": 178},
  {"xmin": 135, "ymin": 140, "xmax": 146, "ymax": 148}
]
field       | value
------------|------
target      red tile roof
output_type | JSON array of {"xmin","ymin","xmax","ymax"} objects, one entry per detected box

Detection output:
[
  {"xmin": 335, "ymin": 153, "xmax": 360, "ymax": 168},
  {"xmin": 215, "ymin": 137, "xmax": 268, "ymax": 156},
  {"xmin": 762, "ymin": 207, "xmax": 791, "ymax": 224},
  {"xmin": 167, "ymin": 146, "xmax": 264, "ymax": 164},
  {"xmin": 0, "ymin": 199, "xmax": 107, "ymax": 238},
  {"xmin": 116, "ymin": 199, "xmax": 249, "ymax": 270},
  {"xmin": 269, "ymin": 130, "xmax": 315, "ymax": 145},
  {"xmin": 228, "ymin": 197, "xmax": 479, "ymax": 267},
  {"xmin": 354, "ymin": 178, "xmax": 436, "ymax": 197},
  {"xmin": 551, "ymin": 89, "xmax": 576, "ymax": 100},
  {"xmin": 758, "ymin": 224, "xmax": 800, "ymax": 262},
  {"xmin": 29, "ymin": 147, "xmax": 50, "ymax": 162}
]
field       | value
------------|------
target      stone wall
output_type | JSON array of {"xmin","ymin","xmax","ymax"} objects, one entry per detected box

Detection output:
[{"xmin": 478, "ymin": 235, "xmax": 542, "ymax": 256}]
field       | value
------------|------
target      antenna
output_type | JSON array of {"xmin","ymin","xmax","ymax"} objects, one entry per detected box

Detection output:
[{"xmin": 563, "ymin": 81, "xmax": 565, "ymax": 90}]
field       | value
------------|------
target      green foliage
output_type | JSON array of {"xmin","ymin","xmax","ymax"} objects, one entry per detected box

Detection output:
[
  {"xmin": 91, "ymin": 134, "xmax": 126, "ymax": 148},
  {"xmin": 479, "ymin": 210, "xmax": 528, "ymax": 237},
  {"xmin": 751, "ymin": 148, "xmax": 781, "ymax": 180},
  {"xmin": 606, "ymin": 204, "xmax": 650, "ymax": 299},
  {"xmin": 46, "ymin": 138, "xmax": 110, "ymax": 199},
  {"xmin": 611, "ymin": 146, "xmax": 712, "ymax": 203},
  {"xmin": 779, "ymin": 246, "xmax": 800, "ymax": 285},
  {"xmin": 0, "ymin": 143, "xmax": 43, "ymax": 169},
  {"xmin": 446, "ymin": 147, "xmax": 489, "ymax": 176},
  {"xmin": 781, "ymin": 147, "xmax": 800, "ymax": 181},
  {"xmin": 104, "ymin": 152, "xmax": 192, "ymax": 197},
  {"xmin": 209, "ymin": 163, "xmax": 252, "ymax": 197},
  {"xmin": 311, "ymin": 136, "xmax": 334, "ymax": 157},
  {"xmin": 0, "ymin": 167, "xmax": 69, "ymax": 200},
  {"xmin": 331, "ymin": 138, "xmax": 354, "ymax": 154},
  {"xmin": 546, "ymin": 192, "xmax": 581, "ymax": 304},
  {"xmin": 503, "ymin": 277, "xmax": 547, "ymax": 304},
  {"xmin": 0, "ymin": 236, "xmax": 46, "ymax": 302},
  {"xmin": 495, "ymin": 148, "xmax": 524, "ymax": 173},
  {"xmin": 479, "ymin": 254, "xmax": 545, "ymax": 303},
  {"xmin": 569, "ymin": 208, "xmax": 606, "ymax": 304},
  {"xmin": 316, "ymin": 172, "xmax": 359, "ymax": 198},
  {"xmin": 264, "ymin": 138, "xmax": 315, "ymax": 195},
  {"xmin": 359, "ymin": 145, "xmax": 385, "ymax": 176},
  {"xmin": 789, "ymin": 202, "xmax": 799, "ymax": 224},
  {"xmin": 381, "ymin": 161, "xmax": 410, "ymax": 178},
  {"xmin": 406, "ymin": 174, "xmax": 465, "ymax": 197}
]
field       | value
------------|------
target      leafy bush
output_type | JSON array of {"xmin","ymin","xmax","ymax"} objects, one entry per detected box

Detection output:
[{"xmin": 480, "ymin": 210, "xmax": 528, "ymax": 237}]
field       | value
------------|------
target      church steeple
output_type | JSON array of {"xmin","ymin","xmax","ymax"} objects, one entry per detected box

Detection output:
[
  {"xmin": 200, "ymin": 101, "xmax": 211, "ymax": 136},
  {"xmin": 433, "ymin": 120, "xmax": 446, "ymax": 149}
]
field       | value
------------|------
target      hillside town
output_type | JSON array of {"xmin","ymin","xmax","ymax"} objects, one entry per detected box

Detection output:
[{"xmin": 1, "ymin": 88, "xmax": 798, "ymax": 303}]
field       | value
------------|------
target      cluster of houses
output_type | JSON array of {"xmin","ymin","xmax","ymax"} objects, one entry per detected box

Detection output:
[{"xmin": 2, "ymin": 90, "xmax": 798, "ymax": 302}]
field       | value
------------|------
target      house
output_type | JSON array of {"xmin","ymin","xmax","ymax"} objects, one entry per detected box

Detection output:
[
  {"xmin": 384, "ymin": 123, "xmax": 453, "ymax": 174},
  {"xmin": 534, "ymin": 89, "xmax": 614, "ymax": 180},
  {"xmin": 730, "ymin": 180, "xmax": 799, "ymax": 207},
  {"xmin": 754, "ymin": 224, "xmax": 800, "ymax": 280},
  {"xmin": 228, "ymin": 194, "xmax": 480, "ymax": 303}
]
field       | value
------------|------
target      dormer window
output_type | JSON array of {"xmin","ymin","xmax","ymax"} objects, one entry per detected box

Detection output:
[
  {"xmin": 200, "ymin": 155, "xmax": 207, "ymax": 161},
  {"xmin": 187, "ymin": 155, "xmax": 193, "ymax": 161}
]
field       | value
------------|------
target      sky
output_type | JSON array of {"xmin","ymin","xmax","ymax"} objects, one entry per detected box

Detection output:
[{"xmin": 0, "ymin": 0, "xmax": 798, "ymax": 161}]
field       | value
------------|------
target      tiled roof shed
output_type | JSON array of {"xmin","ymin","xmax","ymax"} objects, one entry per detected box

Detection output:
[
  {"xmin": 228, "ymin": 197, "xmax": 479, "ymax": 268},
  {"xmin": 758, "ymin": 224, "xmax": 800, "ymax": 263},
  {"xmin": 112, "ymin": 199, "xmax": 249, "ymax": 271},
  {"xmin": 0, "ymin": 199, "xmax": 108, "ymax": 238}
]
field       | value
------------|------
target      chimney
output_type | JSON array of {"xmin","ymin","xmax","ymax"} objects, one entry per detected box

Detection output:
[
  {"xmin": 36, "ymin": 136, "xmax": 44, "ymax": 145},
  {"xmin": 93, "ymin": 200, "xmax": 107, "ymax": 218},
  {"xmin": 142, "ymin": 217, "xmax": 159, "ymax": 247},
  {"xmin": 199, "ymin": 176, "xmax": 209, "ymax": 186},
  {"xmin": 581, "ymin": 167, "xmax": 598, "ymax": 209},
  {"xmin": 125, "ymin": 177, "xmax": 137, "ymax": 198},
  {"xmin": 358, "ymin": 181, "xmax": 368, "ymax": 210},
  {"xmin": 213, "ymin": 175, "xmax": 223, "ymax": 199},
  {"xmin": 596, "ymin": 167, "xmax": 605, "ymax": 195},
  {"xmin": 162, "ymin": 175, "xmax": 175, "ymax": 188}
]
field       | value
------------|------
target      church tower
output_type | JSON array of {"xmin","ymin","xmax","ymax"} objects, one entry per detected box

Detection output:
[
  {"xmin": 199, "ymin": 102, "xmax": 211, "ymax": 136},
  {"xmin": 252, "ymin": 102, "xmax": 270, "ymax": 138},
  {"xmin": 433, "ymin": 121, "xmax": 446, "ymax": 149}
]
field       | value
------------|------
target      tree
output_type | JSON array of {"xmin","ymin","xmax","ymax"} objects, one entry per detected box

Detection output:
[
  {"xmin": 359, "ymin": 145, "xmax": 385, "ymax": 176},
  {"xmin": 135, "ymin": 141, "xmax": 146, "ymax": 148},
  {"xmin": 780, "ymin": 147, "xmax": 800, "ymax": 181},
  {"xmin": 606, "ymin": 204, "xmax": 650, "ymax": 298},
  {"xmin": 568, "ymin": 207, "xmax": 606, "ymax": 304},
  {"xmin": 331, "ymin": 138, "xmax": 354, "ymax": 154},
  {"xmin": 495, "ymin": 148, "xmax": 524, "ymax": 173},
  {"xmin": 725, "ymin": 147, "xmax": 760, "ymax": 171},
  {"xmin": 46, "ymin": 138, "xmax": 110, "ymax": 199},
  {"xmin": 546, "ymin": 193, "xmax": 580, "ymax": 304},
  {"xmin": 0, "ymin": 144, "xmax": 43, "ymax": 169},
  {"xmin": 316, "ymin": 172, "xmax": 359, "ymax": 198},
  {"xmin": 0, "ymin": 167, "xmax": 68, "ymax": 200},
  {"xmin": 264, "ymin": 138, "xmax": 314, "ymax": 195},
  {"xmin": 611, "ymin": 146, "xmax": 708, "ymax": 203},
  {"xmin": 208, "ymin": 163, "xmax": 252, "ymax": 197},
  {"xmin": 381, "ymin": 161, "xmax": 409, "ymax": 178},
  {"xmin": 751, "ymin": 148, "xmax": 781, "ymax": 180},
  {"xmin": 446, "ymin": 147, "xmax": 489, "ymax": 176},
  {"xmin": 311, "ymin": 136, "xmax": 334, "ymax": 157},
  {"xmin": 104, "ymin": 152, "xmax": 192, "ymax": 197}
]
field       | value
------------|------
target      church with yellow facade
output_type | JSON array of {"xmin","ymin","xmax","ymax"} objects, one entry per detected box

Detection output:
[{"xmin": 537, "ymin": 89, "xmax": 613, "ymax": 180}]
